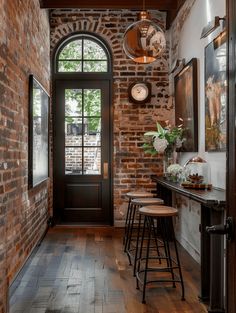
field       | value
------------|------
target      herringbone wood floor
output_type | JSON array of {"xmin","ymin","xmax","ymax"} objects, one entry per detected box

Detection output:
[{"xmin": 10, "ymin": 227, "xmax": 207, "ymax": 313}]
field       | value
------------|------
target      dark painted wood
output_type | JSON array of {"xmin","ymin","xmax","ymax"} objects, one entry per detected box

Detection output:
[
  {"xmin": 52, "ymin": 34, "xmax": 113, "ymax": 225},
  {"xmin": 152, "ymin": 176, "xmax": 226, "ymax": 206},
  {"xmin": 40, "ymin": 0, "xmax": 178, "ymax": 10},
  {"xmin": 9, "ymin": 227, "xmax": 207, "ymax": 313},
  {"xmin": 152, "ymin": 176, "xmax": 226, "ymax": 312},
  {"xmin": 39, "ymin": 0, "xmax": 188, "ymax": 29},
  {"xmin": 200, "ymin": 205, "xmax": 211, "ymax": 303},
  {"xmin": 54, "ymin": 80, "xmax": 112, "ymax": 224},
  {"xmin": 208, "ymin": 209, "xmax": 225, "ymax": 313},
  {"xmin": 226, "ymin": 0, "xmax": 236, "ymax": 311}
]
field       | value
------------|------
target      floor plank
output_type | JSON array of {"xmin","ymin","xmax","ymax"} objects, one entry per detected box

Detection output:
[{"xmin": 9, "ymin": 227, "xmax": 207, "ymax": 313}]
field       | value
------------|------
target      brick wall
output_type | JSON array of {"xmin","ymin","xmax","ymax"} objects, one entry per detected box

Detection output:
[
  {"xmin": 50, "ymin": 9, "xmax": 173, "ymax": 225},
  {"xmin": 0, "ymin": 1, "xmax": 50, "ymax": 312}
]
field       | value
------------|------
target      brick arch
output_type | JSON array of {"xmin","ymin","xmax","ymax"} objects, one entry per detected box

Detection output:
[{"xmin": 50, "ymin": 17, "xmax": 122, "ymax": 59}]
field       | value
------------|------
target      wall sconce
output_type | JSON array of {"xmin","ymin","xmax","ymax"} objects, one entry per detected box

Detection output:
[
  {"xmin": 123, "ymin": 10, "xmax": 166, "ymax": 64},
  {"xmin": 200, "ymin": 16, "xmax": 225, "ymax": 39},
  {"xmin": 169, "ymin": 58, "xmax": 185, "ymax": 74}
]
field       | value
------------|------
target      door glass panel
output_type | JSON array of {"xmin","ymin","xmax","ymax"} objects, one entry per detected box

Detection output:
[
  {"xmin": 85, "ymin": 117, "xmax": 101, "ymax": 137},
  {"xmin": 65, "ymin": 88, "xmax": 102, "ymax": 175},
  {"xmin": 65, "ymin": 118, "xmax": 83, "ymax": 146},
  {"xmin": 65, "ymin": 89, "xmax": 82, "ymax": 116},
  {"xmin": 84, "ymin": 147, "xmax": 101, "ymax": 175},
  {"xmin": 84, "ymin": 89, "xmax": 101, "ymax": 116},
  {"xmin": 65, "ymin": 147, "xmax": 82, "ymax": 175}
]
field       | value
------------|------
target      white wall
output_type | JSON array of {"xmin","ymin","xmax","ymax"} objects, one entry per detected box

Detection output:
[
  {"xmin": 169, "ymin": 0, "xmax": 226, "ymax": 262},
  {"xmin": 171, "ymin": 0, "xmax": 226, "ymax": 189}
]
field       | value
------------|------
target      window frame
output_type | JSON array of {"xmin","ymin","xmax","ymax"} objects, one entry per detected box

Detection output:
[{"xmin": 55, "ymin": 34, "xmax": 111, "ymax": 74}]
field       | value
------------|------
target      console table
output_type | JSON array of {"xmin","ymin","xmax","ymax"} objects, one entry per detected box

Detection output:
[{"xmin": 152, "ymin": 176, "xmax": 226, "ymax": 313}]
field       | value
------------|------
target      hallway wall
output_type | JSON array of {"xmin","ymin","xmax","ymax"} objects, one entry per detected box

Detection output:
[
  {"xmin": 168, "ymin": 0, "xmax": 226, "ymax": 262},
  {"xmin": 0, "ymin": 1, "xmax": 50, "ymax": 312},
  {"xmin": 50, "ymin": 9, "xmax": 172, "ymax": 225}
]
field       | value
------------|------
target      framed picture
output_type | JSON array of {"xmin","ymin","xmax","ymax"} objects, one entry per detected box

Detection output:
[
  {"xmin": 205, "ymin": 31, "xmax": 227, "ymax": 151},
  {"xmin": 174, "ymin": 58, "xmax": 198, "ymax": 152},
  {"xmin": 28, "ymin": 75, "xmax": 49, "ymax": 188}
]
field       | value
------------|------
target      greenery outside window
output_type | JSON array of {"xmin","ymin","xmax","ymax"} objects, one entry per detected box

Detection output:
[{"xmin": 57, "ymin": 36, "xmax": 108, "ymax": 73}]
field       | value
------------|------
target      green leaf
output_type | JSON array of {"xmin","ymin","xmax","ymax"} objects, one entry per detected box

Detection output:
[
  {"xmin": 144, "ymin": 131, "xmax": 159, "ymax": 137},
  {"xmin": 156, "ymin": 122, "xmax": 164, "ymax": 134},
  {"xmin": 144, "ymin": 149, "xmax": 157, "ymax": 155},
  {"xmin": 142, "ymin": 143, "xmax": 152, "ymax": 148}
]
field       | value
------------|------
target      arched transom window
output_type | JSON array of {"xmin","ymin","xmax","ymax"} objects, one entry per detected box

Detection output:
[{"xmin": 56, "ymin": 35, "xmax": 109, "ymax": 73}]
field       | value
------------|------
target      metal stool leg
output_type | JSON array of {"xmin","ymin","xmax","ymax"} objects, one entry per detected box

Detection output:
[
  {"xmin": 126, "ymin": 203, "xmax": 137, "ymax": 265},
  {"xmin": 123, "ymin": 198, "xmax": 131, "ymax": 246},
  {"xmin": 133, "ymin": 213, "xmax": 142, "ymax": 276},
  {"xmin": 142, "ymin": 216, "xmax": 152, "ymax": 304},
  {"xmin": 136, "ymin": 215, "xmax": 147, "ymax": 290},
  {"xmin": 171, "ymin": 220, "xmax": 185, "ymax": 300},
  {"xmin": 124, "ymin": 201, "xmax": 133, "ymax": 252}
]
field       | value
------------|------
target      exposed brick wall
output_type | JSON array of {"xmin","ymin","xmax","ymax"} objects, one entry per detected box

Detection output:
[
  {"xmin": 168, "ymin": 0, "xmax": 196, "ymax": 71},
  {"xmin": 50, "ymin": 9, "xmax": 173, "ymax": 224},
  {"xmin": 0, "ymin": 1, "xmax": 50, "ymax": 312}
]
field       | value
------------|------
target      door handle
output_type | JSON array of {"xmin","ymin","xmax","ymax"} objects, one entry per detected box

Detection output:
[
  {"xmin": 206, "ymin": 217, "xmax": 234, "ymax": 241},
  {"xmin": 103, "ymin": 162, "xmax": 109, "ymax": 179}
]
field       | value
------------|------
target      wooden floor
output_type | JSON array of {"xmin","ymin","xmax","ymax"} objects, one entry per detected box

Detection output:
[{"xmin": 9, "ymin": 227, "xmax": 207, "ymax": 313}]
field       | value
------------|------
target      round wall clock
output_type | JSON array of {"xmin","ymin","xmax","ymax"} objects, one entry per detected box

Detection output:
[{"xmin": 128, "ymin": 82, "xmax": 152, "ymax": 104}]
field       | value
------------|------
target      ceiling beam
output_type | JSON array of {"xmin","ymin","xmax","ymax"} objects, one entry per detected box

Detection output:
[{"xmin": 39, "ymin": 0, "xmax": 178, "ymax": 11}]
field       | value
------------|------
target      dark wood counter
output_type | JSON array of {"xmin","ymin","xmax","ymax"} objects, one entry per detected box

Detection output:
[
  {"xmin": 152, "ymin": 176, "xmax": 226, "ymax": 206},
  {"xmin": 152, "ymin": 176, "xmax": 226, "ymax": 313}
]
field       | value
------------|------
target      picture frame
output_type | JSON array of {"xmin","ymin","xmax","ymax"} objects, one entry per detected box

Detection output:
[
  {"xmin": 174, "ymin": 58, "xmax": 198, "ymax": 152},
  {"xmin": 28, "ymin": 75, "xmax": 49, "ymax": 188},
  {"xmin": 205, "ymin": 31, "xmax": 227, "ymax": 152}
]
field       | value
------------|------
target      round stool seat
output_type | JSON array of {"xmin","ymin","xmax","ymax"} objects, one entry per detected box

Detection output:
[
  {"xmin": 126, "ymin": 191, "xmax": 153, "ymax": 199},
  {"xmin": 131, "ymin": 197, "xmax": 163, "ymax": 206},
  {"xmin": 139, "ymin": 205, "xmax": 178, "ymax": 217}
]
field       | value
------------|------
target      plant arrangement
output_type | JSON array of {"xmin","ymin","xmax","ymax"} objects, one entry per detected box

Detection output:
[
  {"xmin": 166, "ymin": 164, "xmax": 184, "ymax": 182},
  {"xmin": 167, "ymin": 164, "xmax": 183, "ymax": 176},
  {"xmin": 142, "ymin": 120, "xmax": 185, "ymax": 156}
]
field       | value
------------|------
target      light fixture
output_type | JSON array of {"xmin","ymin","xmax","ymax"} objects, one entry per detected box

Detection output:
[
  {"xmin": 200, "ymin": 16, "xmax": 225, "ymax": 39},
  {"xmin": 169, "ymin": 58, "xmax": 185, "ymax": 74},
  {"xmin": 123, "ymin": 5, "xmax": 166, "ymax": 64}
]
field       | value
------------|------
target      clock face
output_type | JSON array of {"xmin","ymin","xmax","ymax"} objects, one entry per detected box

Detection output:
[{"xmin": 128, "ymin": 82, "xmax": 151, "ymax": 103}]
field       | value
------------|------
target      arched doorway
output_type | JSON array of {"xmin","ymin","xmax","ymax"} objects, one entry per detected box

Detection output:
[{"xmin": 52, "ymin": 33, "xmax": 113, "ymax": 225}]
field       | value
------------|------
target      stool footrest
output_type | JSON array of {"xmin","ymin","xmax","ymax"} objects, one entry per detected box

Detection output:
[{"xmin": 136, "ymin": 274, "xmax": 182, "ymax": 285}]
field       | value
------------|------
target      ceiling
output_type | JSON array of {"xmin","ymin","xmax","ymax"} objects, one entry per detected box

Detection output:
[{"xmin": 39, "ymin": 0, "xmax": 186, "ymax": 28}]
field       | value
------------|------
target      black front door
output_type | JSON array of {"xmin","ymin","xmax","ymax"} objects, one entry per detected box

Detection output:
[{"xmin": 54, "ymin": 79, "xmax": 112, "ymax": 224}]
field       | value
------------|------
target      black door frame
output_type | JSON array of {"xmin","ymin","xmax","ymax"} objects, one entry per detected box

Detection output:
[
  {"xmin": 51, "ymin": 32, "xmax": 114, "ymax": 225},
  {"xmin": 227, "ymin": 0, "xmax": 236, "ymax": 311}
]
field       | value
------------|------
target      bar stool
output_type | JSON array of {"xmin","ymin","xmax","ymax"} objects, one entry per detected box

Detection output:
[
  {"xmin": 136, "ymin": 205, "xmax": 185, "ymax": 304},
  {"xmin": 123, "ymin": 191, "xmax": 154, "ymax": 253},
  {"xmin": 126, "ymin": 197, "xmax": 164, "ymax": 273}
]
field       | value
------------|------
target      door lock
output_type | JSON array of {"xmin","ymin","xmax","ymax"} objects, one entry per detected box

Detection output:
[{"xmin": 206, "ymin": 217, "xmax": 234, "ymax": 241}]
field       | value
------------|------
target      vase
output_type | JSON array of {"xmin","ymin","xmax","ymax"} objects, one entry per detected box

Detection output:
[{"xmin": 163, "ymin": 151, "xmax": 174, "ymax": 177}]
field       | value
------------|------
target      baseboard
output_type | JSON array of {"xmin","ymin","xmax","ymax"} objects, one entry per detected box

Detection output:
[{"xmin": 114, "ymin": 220, "xmax": 125, "ymax": 227}]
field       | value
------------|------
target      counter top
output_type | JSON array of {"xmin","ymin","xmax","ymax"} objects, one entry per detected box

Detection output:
[{"xmin": 152, "ymin": 176, "xmax": 226, "ymax": 207}]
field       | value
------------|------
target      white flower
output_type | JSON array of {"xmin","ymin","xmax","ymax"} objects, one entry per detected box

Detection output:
[
  {"xmin": 153, "ymin": 137, "xmax": 168, "ymax": 153},
  {"xmin": 167, "ymin": 164, "xmax": 183, "ymax": 175}
]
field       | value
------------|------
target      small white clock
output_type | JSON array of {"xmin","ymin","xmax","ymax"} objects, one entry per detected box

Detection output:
[{"xmin": 128, "ymin": 82, "xmax": 151, "ymax": 104}]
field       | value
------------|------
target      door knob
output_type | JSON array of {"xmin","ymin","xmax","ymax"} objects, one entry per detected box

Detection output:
[{"xmin": 206, "ymin": 217, "xmax": 234, "ymax": 241}]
